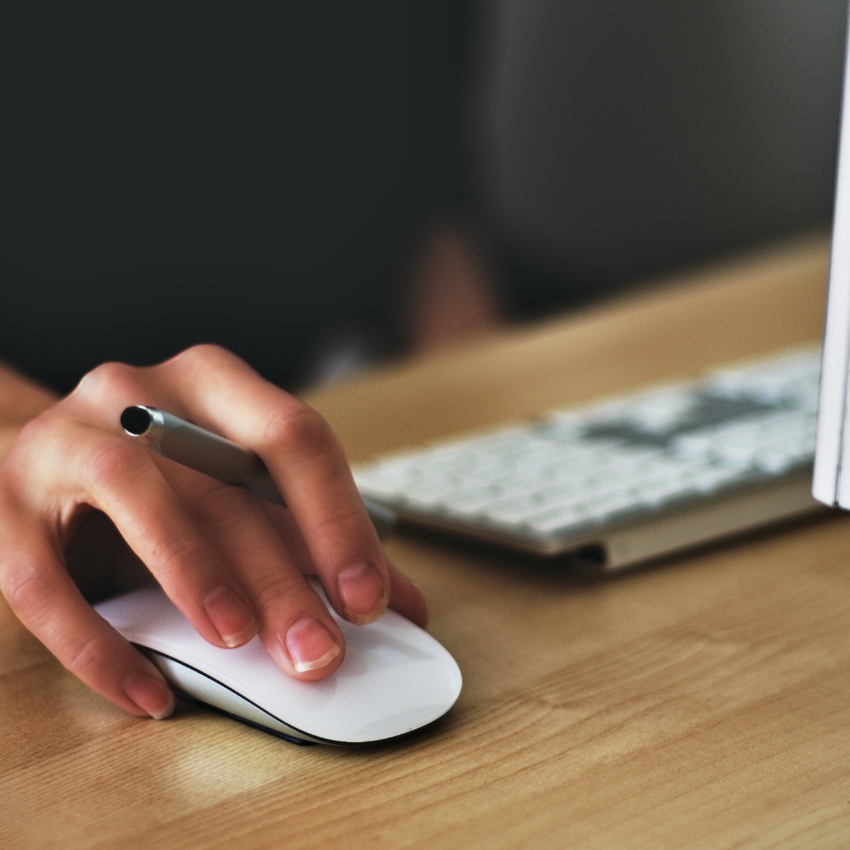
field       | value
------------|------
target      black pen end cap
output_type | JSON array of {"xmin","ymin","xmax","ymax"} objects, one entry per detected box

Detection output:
[{"xmin": 121, "ymin": 406, "xmax": 153, "ymax": 437}]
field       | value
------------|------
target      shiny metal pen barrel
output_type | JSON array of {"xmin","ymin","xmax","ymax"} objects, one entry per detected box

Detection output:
[{"xmin": 120, "ymin": 405, "xmax": 397, "ymax": 539}]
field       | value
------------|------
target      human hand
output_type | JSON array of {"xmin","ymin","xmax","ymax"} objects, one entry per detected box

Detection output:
[{"xmin": 0, "ymin": 345, "xmax": 427, "ymax": 720}]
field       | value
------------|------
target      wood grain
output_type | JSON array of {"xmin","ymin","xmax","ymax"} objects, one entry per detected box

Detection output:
[{"xmin": 4, "ymin": 231, "xmax": 849, "ymax": 850}]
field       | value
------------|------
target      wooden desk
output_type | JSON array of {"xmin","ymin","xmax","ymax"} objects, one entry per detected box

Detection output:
[{"xmin": 4, "ymin": 233, "xmax": 849, "ymax": 849}]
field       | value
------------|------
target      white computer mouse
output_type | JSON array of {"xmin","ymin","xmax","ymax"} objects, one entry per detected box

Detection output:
[{"xmin": 94, "ymin": 581, "xmax": 462, "ymax": 745}]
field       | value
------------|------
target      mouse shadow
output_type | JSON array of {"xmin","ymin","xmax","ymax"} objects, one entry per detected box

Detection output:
[{"xmin": 173, "ymin": 692, "xmax": 458, "ymax": 752}]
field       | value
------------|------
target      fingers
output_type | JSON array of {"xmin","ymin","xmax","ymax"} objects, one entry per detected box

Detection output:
[
  {"xmin": 259, "ymin": 500, "xmax": 428, "ymax": 626},
  {"xmin": 170, "ymin": 470, "xmax": 346, "ymax": 680},
  {"xmin": 0, "ymin": 345, "xmax": 430, "ymax": 725},
  {"xmin": 0, "ymin": 499, "xmax": 174, "ymax": 719},
  {"xmin": 12, "ymin": 416, "xmax": 259, "ymax": 651},
  {"xmin": 386, "ymin": 561, "xmax": 428, "ymax": 628},
  {"xmin": 153, "ymin": 345, "xmax": 391, "ymax": 624},
  {"xmin": 69, "ymin": 349, "xmax": 419, "ymax": 633}
]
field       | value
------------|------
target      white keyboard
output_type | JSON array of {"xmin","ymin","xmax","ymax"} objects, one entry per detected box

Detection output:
[{"xmin": 353, "ymin": 347, "xmax": 825, "ymax": 571}]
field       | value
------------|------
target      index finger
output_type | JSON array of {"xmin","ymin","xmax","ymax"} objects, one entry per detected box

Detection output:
[{"xmin": 157, "ymin": 345, "xmax": 389, "ymax": 624}]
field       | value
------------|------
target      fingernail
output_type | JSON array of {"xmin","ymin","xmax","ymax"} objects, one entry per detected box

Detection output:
[
  {"xmin": 285, "ymin": 617, "xmax": 341, "ymax": 673},
  {"xmin": 125, "ymin": 671, "xmax": 175, "ymax": 720},
  {"xmin": 204, "ymin": 585, "xmax": 258, "ymax": 647},
  {"xmin": 337, "ymin": 562, "xmax": 386, "ymax": 623}
]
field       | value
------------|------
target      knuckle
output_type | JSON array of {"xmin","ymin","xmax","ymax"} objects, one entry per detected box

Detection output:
[
  {"xmin": 0, "ymin": 423, "xmax": 35, "ymax": 481},
  {"xmin": 311, "ymin": 502, "xmax": 364, "ymax": 539},
  {"xmin": 148, "ymin": 530, "xmax": 208, "ymax": 579},
  {"xmin": 75, "ymin": 361, "xmax": 138, "ymax": 403},
  {"xmin": 194, "ymin": 481, "xmax": 256, "ymax": 522},
  {"xmin": 12, "ymin": 411, "xmax": 53, "ymax": 455},
  {"xmin": 81, "ymin": 439, "xmax": 147, "ymax": 497},
  {"xmin": 63, "ymin": 632, "xmax": 110, "ymax": 682},
  {"xmin": 3, "ymin": 411, "xmax": 76, "ymax": 490},
  {"xmin": 251, "ymin": 571, "xmax": 306, "ymax": 613},
  {"xmin": 0, "ymin": 558, "xmax": 48, "ymax": 616},
  {"xmin": 164, "ymin": 344, "xmax": 248, "ymax": 393},
  {"xmin": 170, "ymin": 343, "xmax": 232, "ymax": 377},
  {"xmin": 261, "ymin": 405, "xmax": 332, "ymax": 458},
  {"xmin": 185, "ymin": 342, "xmax": 230, "ymax": 361}
]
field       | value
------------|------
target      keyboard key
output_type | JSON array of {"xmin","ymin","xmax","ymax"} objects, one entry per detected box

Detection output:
[{"xmin": 352, "ymin": 346, "xmax": 821, "ymax": 555}]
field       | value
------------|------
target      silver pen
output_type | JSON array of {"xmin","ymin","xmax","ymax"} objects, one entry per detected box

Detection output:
[{"xmin": 120, "ymin": 406, "xmax": 397, "ymax": 539}]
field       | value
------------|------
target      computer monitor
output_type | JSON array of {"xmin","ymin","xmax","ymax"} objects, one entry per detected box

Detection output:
[{"xmin": 814, "ymin": 11, "xmax": 850, "ymax": 507}]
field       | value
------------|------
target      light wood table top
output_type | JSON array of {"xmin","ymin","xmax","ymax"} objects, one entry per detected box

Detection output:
[{"xmin": 4, "ymin": 232, "xmax": 849, "ymax": 850}]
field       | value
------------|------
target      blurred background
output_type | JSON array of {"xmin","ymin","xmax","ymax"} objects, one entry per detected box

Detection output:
[{"xmin": 0, "ymin": 1, "xmax": 846, "ymax": 392}]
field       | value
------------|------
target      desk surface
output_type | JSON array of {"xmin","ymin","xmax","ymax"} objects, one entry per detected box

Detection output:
[{"xmin": 4, "ymin": 233, "xmax": 849, "ymax": 850}]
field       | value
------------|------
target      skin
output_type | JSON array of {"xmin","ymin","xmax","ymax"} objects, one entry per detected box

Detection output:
[{"xmin": 0, "ymin": 345, "xmax": 428, "ymax": 721}]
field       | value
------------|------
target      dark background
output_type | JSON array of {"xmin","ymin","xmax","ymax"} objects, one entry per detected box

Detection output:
[{"xmin": 0, "ymin": 1, "xmax": 845, "ymax": 392}]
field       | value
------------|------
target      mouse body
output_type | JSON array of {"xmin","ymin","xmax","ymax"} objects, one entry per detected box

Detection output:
[{"xmin": 94, "ymin": 583, "xmax": 462, "ymax": 745}]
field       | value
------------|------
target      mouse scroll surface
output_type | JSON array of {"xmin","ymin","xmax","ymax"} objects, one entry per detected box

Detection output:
[{"xmin": 94, "ymin": 583, "xmax": 462, "ymax": 745}]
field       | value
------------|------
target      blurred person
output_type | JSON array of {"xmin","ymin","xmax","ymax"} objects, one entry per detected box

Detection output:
[
  {"xmin": 404, "ymin": 1, "xmax": 846, "ymax": 345},
  {"xmin": 467, "ymin": 0, "xmax": 846, "ymax": 316}
]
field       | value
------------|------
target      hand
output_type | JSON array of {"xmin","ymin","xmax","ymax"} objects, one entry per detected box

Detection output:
[{"xmin": 0, "ymin": 345, "xmax": 427, "ymax": 720}]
